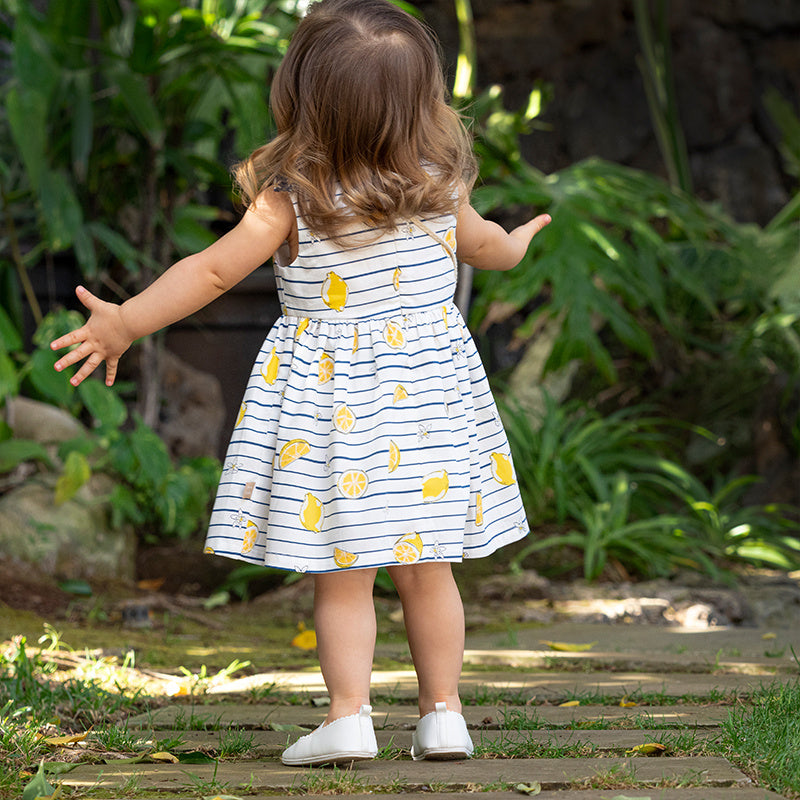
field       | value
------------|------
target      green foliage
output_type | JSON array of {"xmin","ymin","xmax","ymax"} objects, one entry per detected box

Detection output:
[
  {"xmin": 722, "ymin": 681, "xmax": 800, "ymax": 796},
  {"xmin": 0, "ymin": 310, "xmax": 220, "ymax": 541},
  {"xmin": 505, "ymin": 399, "xmax": 800, "ymax": 580},
  {"xmin": 0, "ymin": 0, "xmax": 299, "ymax": 324}
]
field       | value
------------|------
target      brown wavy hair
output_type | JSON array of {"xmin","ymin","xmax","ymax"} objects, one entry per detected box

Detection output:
[{"xmin": 234, "ymin": 0, "xmax": 477, "ymax": 242}]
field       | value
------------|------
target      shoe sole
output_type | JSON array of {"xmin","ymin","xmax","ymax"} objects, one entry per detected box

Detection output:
[
  {"xmin": 282, "ymin": 751, "xmax": 376, "ymax": 767},
  {"xmin": 412, "ymin": 747, "xmax": 471, "ymax": 761}
]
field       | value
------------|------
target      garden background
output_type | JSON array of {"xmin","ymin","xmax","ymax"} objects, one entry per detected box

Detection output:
[{"xmin": 1, "ymin": 0, "xmax": 799, "ymax": 597}]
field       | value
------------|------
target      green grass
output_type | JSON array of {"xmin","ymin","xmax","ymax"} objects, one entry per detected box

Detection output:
[{"xmin": 721, "ymin": 680, "xmax": 800, "ymax": 798}]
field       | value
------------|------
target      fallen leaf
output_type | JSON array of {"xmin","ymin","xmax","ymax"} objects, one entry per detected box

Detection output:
[
  {"xmin": 204, "ymin": 795, "xmax": 245, "ymax": 800},
  {"xmin": 291, "ymin": 621, "xmax": 317, "ymax": 650},
  {"xmin": 626, "ymin": 742, "xmax": 667, "ymax": 756},
  {"xmin": 137, "ymin": 577, "xmax": 165, "ymax": 591},
  {"xmin": 514, "ymin": 782, "xmax": 542, "ymax": 796},
  {"xmin": 177, "ymin": 751, "xmax": 216, "ymax": 764},
  {"xmin": 558, "ymin": 700, "xmax": 580, "ymax": 707},
  {"xmin": 619, "ymin": 696, "xmax": 637, "ymax": 707},
  {"xmin": 291, "ymin": 630, "xmax": 317, "ymax": 650},
  {"xmin": 43, "ymin": 733, "xmax": 88, "ymax": 747},
  {"xmin": 762, "ymin": 632, "xmax": 777, "ymax": 640},
  {"xmin": 150, "ymin": 752, "xmax": 180, "ymax": 763},
  {"xmin": 539, "ymin": 640, "xmax": 598, "ymax": 652}
]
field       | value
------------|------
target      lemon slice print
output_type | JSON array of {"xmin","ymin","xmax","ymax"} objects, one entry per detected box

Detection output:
[
  {"xmin": 444, "ymin": 228, "xmax": 456, "ymax": 251},
  {"xmin": 393, "ymin": 267, "xmax": 401, "ymax": 292},
  {"xmin": 392, "ymin": 532, "xmax": 423, "ymax": 564},
  {"xmin": 352, "ymin": 329, "xmax": 359, "ymax": 353},
  {"xmin": 422, "ymin": 469, "xmax": 449, "ymax": 502},
  {"xmin": 235, "ymin": 402, "xmax": 247, "ymax": 427},
  {"xmin": 261, "ymin": 348, "xmax": 280, "ymax": 384},
  {"xmin": 295, "ymin": 317, "xmax": 310, "ymax": 341},
  {"xmin": 388, "ymin": 440, "xmax": 400, "ymax": 473},
  {"xmin": 279, "ymin": 438, "xmax": 311, "ymax": 468},
  {"xmin": 334, "ymin": 547, "xmax": 358, "ymax": 568},
  {"xmin": 321, "ymin": 271, "xmax": 348, "ymax": 312},
  {"xmin": 475, "ymin": 492, "xmax": 483, "ymax": 526},
  {"xmin": 393, "ymin": 384, "xmax": 408, "ymax": 404},
  {"xmin": 299, "ymin": 492, "xmax": 324, "ymax": 532},
  {"xmin": 442, "ymin": 306, "xmax": 448, "ymax": 327},
  {"xmin": 241, "ymin": 520, "xmax": 258, "ymax": 554},
  {"xmin": 338, "ymin": 469, "xmax": 369, "ymax": 499},
  {"xmin": 332, "ymin": 402, "xmax": 357, "ymax": 433},
  {"xmin": 384, "ymin": 321, "xmax": 405, "ymax": 349},
  {"xmin": 490, "ymin": 452, "xmax": 515, "ymax": 485},
  {"xmin": 203, "ymin": 546, "xmax": 215, "ymax": 554},
  {"xmin": 318, "ymin": 353, "xmax": 334, "ymax": 385}
]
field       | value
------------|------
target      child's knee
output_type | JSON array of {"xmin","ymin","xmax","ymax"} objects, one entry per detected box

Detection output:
[{"xmin": 387, "ymin": 561, "xmax": 454, "ymax": 594}]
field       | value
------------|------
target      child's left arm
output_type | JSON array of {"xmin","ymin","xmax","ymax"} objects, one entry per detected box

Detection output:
[{"xmin": 455, "ymin": 201, "xmax": 550, "ymax": 271}]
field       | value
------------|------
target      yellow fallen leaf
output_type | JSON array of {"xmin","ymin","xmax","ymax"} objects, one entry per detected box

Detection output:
[
  {"xmin": 626, "ymin": 742, "xmax": 667, "ymax": 756},
  {"xmin": 619, "ymin": 696, "xmax": 637, "ymax": 707},
  {"xmin": 762, "ymin": 632, "xmax": 777, "ymax": 640},
  {"xmin": 291, "ymin": 621, "xmax": 317, "ymax": 650},
  {"xmin": 539, "ymin": 640, "xmax": 598, "ymax": 652},
  {"xmin": 150, "ymin": 752, "xmax": 180, "ymax": 763},
  {"xmin": 558, "ymin": 700, "xmax": 580, "ymax": 707},
  {"xmin": 43, "ymin": 733, "xmax": 88, "ymax": 746}
]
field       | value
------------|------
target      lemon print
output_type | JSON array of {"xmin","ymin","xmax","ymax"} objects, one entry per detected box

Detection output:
[
  {"xmin": 261, "ymin": 348, "xmax": 280, "ymax": 384},
  {"xmin": 475, "ymin": 492, "xmax": 484, "ymax": 526},
  {"xmin": 235, "ymin": 402, "xmax": 247, "ymax": 427},
  {"xmin": 295, "ymin": 317, "xmax": 310, "ymax": 340},
  {"xmin": 422, "ymin": 469, "xmax": 449, "ymax": 502},
  {"xmin": 332, "ymin": 402, "xmax": 357, "ymax": 433},
  {"xmin": 241, "ymin": 520, "xmax": 258, "ymax": 554},
  {"xmin": 444, "ymin": 227, "xmax": 456, "ymax": 251},
  {"xmin": 321, "ymin": 271, "xmax": 348, "ymax": 312},
  {"xmin": 393, "ymin": 384, "xmax": 409, "ymax": 404},
  {"xmin": 352, "ymin": 329, "xmax": 359, "ymax": 353},
  {"xmin": 388, "ymin": 440, "xmax": 400, "ymax": 473},
  {"xmin": 338, "ymin": 469, "xmax": 369, "ymax": 499},
  {"xmin": 299, "ymin": 492, "xmax": 324, "ymax": 532},
  {"xmin": 393, "ymin": 267, "xmax": 401, "ymax": 292},
  {"xmin": 384, "ymin": 321, "xmax": 405, "ymax": 349},
  {"xmin": 203, "ymin": 546, "xmax": 215, "ymax": 554},
  {"xmin": 334, "ymin": 547, "xmax": 358, "ymax": 568},
  {"xmin": 392, "ymin": 532, "xmax": 423, "ymax": 564},
  {"xmin": 490, "ymin": 452, "xmax": 515, "ymax": 485},
  {"xmin": 442, "ymin": 305, "xmax": 448, "ymax": 327},
  {"xmin": 318, "ymin": 353, "xmax": 334, "ymax": 384},
  {"xmin": 279, "ymin": 438, "xmax": 311, "ymax": 468}
]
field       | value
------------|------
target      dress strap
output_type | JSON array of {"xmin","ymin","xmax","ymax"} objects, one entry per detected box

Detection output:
[{"xmin": 413, "ymin": 217, "xmax": 458, "ymax": 277}]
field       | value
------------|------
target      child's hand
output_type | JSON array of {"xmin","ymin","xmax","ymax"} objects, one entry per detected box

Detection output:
[
  {"xmin": 51, "ymin": 286, "xmax": 133, "ymax": 387},
  {"xmin": 509, "ymin": 214, "xmax": 552, "ymax": 250}
]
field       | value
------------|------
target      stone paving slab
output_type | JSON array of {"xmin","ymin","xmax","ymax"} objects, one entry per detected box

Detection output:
[
  {"xmin": 204, "ymin": 668, "xmax": 795, "ymax": 699},
  {"xmin": 61, "ymin": 756, "xmax": 750, "ymax": 792},
  {"xmin": 462, "ymin": 622, "xmax": 799, "ymax": 661},
  {"xmin": 151, "ymin": 726, "xmax": 721, "ymax": 756},
  {"xmin": 129, "ymin": 703, "xmax": 729, "ymax": 730}
]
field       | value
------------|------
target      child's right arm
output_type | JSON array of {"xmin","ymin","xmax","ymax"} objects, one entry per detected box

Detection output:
[
  {"xmin": 455, "ymin": 201, "xmax": 550, "ymax": 272},
  {"xmin": 51, "ymin": 190, "xmax": 295, "ymax": 387}
]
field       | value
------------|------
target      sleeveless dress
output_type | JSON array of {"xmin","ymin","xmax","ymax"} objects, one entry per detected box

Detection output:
[{"xmin": 203, "ymin": 199, "xmax": 530, "ymax": 573}]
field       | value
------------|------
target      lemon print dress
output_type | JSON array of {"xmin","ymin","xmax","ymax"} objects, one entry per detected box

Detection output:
[{"xmin": 204, "ymin": 198, "xmax": 530, "ymax": 572}]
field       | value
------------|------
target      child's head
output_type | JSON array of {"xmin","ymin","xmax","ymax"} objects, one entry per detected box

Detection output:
[{"xmin": 237, "ymin": 0, "xmax": 476, "ymax": 240}]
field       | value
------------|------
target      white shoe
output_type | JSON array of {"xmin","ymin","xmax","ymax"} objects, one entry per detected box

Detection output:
[
  {"xmin": 411, "ymin": 701, "xmax": 474, "ymax": 761},
  {"xmin": 281, "ymin": 704, "xmax": 378, "ymax": 766}
]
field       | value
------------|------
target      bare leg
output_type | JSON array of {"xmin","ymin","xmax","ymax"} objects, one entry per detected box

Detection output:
[
  {"xmin": 387, "ymin": 561, "xmax": 464, "ymax": 716},
  {"xmin": 313, "ymin": 568, "xmax": 378, "ymax": 724}
]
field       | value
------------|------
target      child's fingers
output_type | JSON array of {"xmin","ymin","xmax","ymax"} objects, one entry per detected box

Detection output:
[
  {"xmin": 528, "ymin": 213, "xmax": 552, "ymax": 235},
  {"xmin": 53, "ymin": 341, "xmax": 92, "ymax": 372},
  {"xmin": 104, "ymin": 359, "xmax": 119, "ymax": 387},
  {"xmin": 68, "ymin": 353, "xmax": 104, "ymax": 387},
  {"xmin": 51, "ymin": 327, "xmax": 86, "ymax": 352}
]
